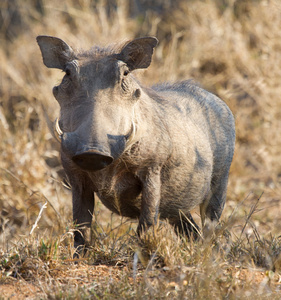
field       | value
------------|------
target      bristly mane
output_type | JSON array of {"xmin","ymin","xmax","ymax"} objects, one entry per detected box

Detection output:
[{"xmin": 76, "ymin": 40, "xmax": 131, "ymax": 59}]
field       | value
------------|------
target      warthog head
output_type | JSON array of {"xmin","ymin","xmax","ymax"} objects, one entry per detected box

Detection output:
[{"xmin": 37, "ymin": 36, "xmax": 158, "ymax": 171}]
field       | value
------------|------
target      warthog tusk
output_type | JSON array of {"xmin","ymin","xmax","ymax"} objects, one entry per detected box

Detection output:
[
  {"xmin": 125, "ymin": 120, "xmax": 136, "ymax": 150},
  {"xmin": 54, "ymin": 118, "xmax": 63, "ymax": 141}
]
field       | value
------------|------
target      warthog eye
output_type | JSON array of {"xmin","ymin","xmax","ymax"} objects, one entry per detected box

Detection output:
[
  {"xmin": 65, "ymin": 68, "xmax": 71, "ymax": 76},
  {"xmin": 123, "ymin": 70, "xmax": 129, "ymax": 76}
]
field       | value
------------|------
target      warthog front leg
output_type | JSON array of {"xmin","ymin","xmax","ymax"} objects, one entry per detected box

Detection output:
[
  {"xmin": 62, "ymin": 156, "xmax": 95, "ymax": 256},
  {"xmin": 72, "ymin": 182, "xmax": 95, "ymax": 257},
  {"xmin": 137, "ymin": 166, "xmax": 161, "ymax": 235}
]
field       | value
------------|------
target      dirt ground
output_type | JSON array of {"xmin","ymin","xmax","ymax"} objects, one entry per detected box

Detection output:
[{"xmin": 1, "ymin": 264, "xmax": 281, "ymax": 299}]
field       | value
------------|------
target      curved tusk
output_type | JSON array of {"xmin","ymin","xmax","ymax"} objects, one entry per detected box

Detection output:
[
  {"xmin": 54, "ymin": 118, "xmax": 63, "ymax": 141},
  {"xmin": 125, "ymin": 121, "xmax": 136, "ymax": 149}
]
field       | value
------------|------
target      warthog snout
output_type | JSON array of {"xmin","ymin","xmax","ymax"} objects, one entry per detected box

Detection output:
[
  {"xmin": 57, "ymin": 120, "xmax": 115, "ymax": 171},
  {"xmin": 72, "ymin": 149, "xmax": 113, "ymax": 171}
]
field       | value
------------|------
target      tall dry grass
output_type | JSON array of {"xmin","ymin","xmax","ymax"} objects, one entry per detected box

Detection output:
[{"xmin": 0, "ymin": 0, "xmax": 281, "ymax": 298}]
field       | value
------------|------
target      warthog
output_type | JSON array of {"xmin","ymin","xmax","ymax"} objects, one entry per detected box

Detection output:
[{"xmin": 37, "ymin": 35, "xmax": 235, "ymax": 252}]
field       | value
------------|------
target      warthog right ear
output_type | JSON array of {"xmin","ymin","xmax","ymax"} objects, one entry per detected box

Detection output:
[
  {"xmin": 118, "ymin": 37, "xmax": 158, "ymax": 71},
  {"xmin": 36, "ymin": 35, "xmax": 75, "ymax": 70}
]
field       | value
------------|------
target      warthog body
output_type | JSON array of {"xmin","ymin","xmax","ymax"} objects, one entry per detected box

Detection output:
[{"xmin": 37, "ymin": 36, "xmax": 235, "ymax": 250}]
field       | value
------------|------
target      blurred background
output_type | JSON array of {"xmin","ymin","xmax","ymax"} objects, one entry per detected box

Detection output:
[{"xmin": 0, "ymin": 0, "xmax": 281, "ymax": 248}]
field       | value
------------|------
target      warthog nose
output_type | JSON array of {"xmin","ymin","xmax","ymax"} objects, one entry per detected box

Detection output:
[{"xmin": 72, "ymin": 149, "xmax": 113, "ymax": 171}]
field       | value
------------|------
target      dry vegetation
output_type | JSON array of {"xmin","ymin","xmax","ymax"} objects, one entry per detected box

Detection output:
[{"xmin": 0, "ymin": 0, "xmax": 281, "ymax": 298}]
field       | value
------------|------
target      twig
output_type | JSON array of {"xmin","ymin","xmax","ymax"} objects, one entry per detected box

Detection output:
[
  {"xmin": 30, "ymin": 202, "xmax": 48, "ymax": 235},
  {"xmin": 240, "ymin": 192, "xmax": 264, "ymax": 239}
]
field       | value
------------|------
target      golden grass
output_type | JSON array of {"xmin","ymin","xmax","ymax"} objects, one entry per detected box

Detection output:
[{"xmin": 1, "ymin": 0, "xmax": 281, "ymax": 298}]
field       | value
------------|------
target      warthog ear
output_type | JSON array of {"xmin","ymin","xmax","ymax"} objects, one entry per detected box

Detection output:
[
  {"xmin": 118, "ymin": 37, "xmax": 158, "ymax": 71},
  {"xmin": 36, "ymin": 35, "xmax": 75, "ymax": 70}
]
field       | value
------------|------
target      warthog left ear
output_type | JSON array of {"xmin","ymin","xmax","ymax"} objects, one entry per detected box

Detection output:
[
  {"xmin": 118, "ymin": 37, "xmax": 158, "ymax": 71},
  {"xmin": 36, "ymin": 35, "xmax": 76, "ymax": 70}
]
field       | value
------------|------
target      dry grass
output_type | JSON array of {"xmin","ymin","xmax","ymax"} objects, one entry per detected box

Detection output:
[{"xmin": 1, "ymin": 0, "xmax": 281, "ymax": 298}]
